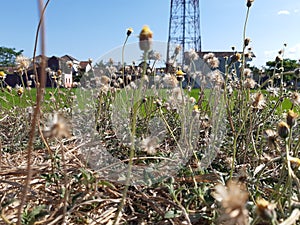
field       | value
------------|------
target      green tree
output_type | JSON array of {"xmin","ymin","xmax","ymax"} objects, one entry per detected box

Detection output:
[
  {"xmin": 0, "ymin": 46, "xmax": 24, "ymax": 67},
  {"xmin": 265, "ymin": 58, "xmax": 299, "ymax": 88},
  {"xmin": 265, "ymin": 58, "xmax": 298, "ymax": 73}
]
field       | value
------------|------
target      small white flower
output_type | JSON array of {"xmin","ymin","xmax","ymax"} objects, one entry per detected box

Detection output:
[{"xmin": 16, "ymin": 55, "xmax": 30, "ymax": 69}]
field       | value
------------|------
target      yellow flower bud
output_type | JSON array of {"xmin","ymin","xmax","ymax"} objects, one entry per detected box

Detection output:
[
  {"xmin": 139, "ymin": 25, "xmax": 153, "ymax": 52},
  {"xmin": 127, "ymin": 27, "xmax": 133, "ymax": 36}
]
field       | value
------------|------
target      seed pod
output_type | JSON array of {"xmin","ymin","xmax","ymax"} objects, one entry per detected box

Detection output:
[
  {"xmin": 277, "ymin": 121, "xmax": 290, "ymax": 139},
  {"xmin": 287, "ymin": 110, "xmax": 298, "ymax": 128}
]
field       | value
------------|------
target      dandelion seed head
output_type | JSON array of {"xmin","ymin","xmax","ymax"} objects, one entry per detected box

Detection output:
[{"xmin": 213, "ymin": 180, "xmax": 249, "ymax": 224}]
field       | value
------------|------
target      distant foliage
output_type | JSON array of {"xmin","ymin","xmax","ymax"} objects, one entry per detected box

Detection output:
[{"xmin": 0, "ymin": 46, "xmax": 24, "ymax": 67}]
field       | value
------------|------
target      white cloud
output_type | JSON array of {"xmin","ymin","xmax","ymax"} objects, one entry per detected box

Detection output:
[
  {"xmin": 294, "ymin": 9, "xmax": 299, "ymax": 13},
  {"xmin": 277, "ymin": 10, "xmax": 290, "ymax": 15}
]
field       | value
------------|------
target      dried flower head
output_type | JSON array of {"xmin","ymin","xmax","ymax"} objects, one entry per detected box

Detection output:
[
  {"xmin": 277, "ymin": 121, "xmax": 290, "ymax": 139},
  {"xmin": 288, "ymin": 156, "xmax": 300, "ymax": 168},
  {"xmin": 141, "ymin": 136, "xmax": 159, "ymax": 155},
  {"xmin": 244, "ymin": 38, "xmax": 251, "ymax": 46},
  {"xmin": 252, "ymin": 92, "xmax": 265, "ymax": 109},
  {"xmin": 163, "ymin": 73, "xmax": 178, "ymax": 88},
  {"xmin": 266, "ymin": 86, "xmax": 279, "ymax": 97},
  {"xmin": 275, "ymin": 55, "xmax": 283, "ymax": 63},
  {"xmin": 290, "ymin": 92, "xmax": 300, "ymax": 106},
  {"xmin": 66, "ymin": 61, "xmax": 73, "ymax": 68},
  {"xmin": 100, "ymin": 75, "xmax": 111, "ymax": 86},
  {"xmin": 127, "ymin": 27, "xmax": 133, "ymax": 36},
  {"xmin": 139, "ymin": 25, "xmax": 153, "ymax": 52},
  {"xmin": 263, "ymin": 129, "xmax": 278, "ymax": 149},
  {"xmin": 244, "ymin": 78, "xmax": 256, "ymax": 89},
  {"xmin": 255, "ymin": 198, "xmax": 277, "ymax": 222},
  {"xmin": 174, "ymin": 45, "xmax": 182, "ymax": 55},
  {"xmin": 43, "ymin": 113, "xmax": 71, "ymax": 139},
  {"xmin": 188, "ymin": 49, "xmax": 199, "ymax": 61},
  {"xmin": 108, "ymin": 58, "xmax": 114, "ymax": 65},
  {"xmin": 246, "ymin": 0, "xmax": 254, "ymax": 7},
  {"xmin": 210, "ymin": 70, "xmax": 224, "ymax": 87},
  {"xmin": 57, "ymin": 69, "xmax": 62, "ymax": 76},
  {"xmin": 189, "ymin": 97, "xmax": 196, "ymax": 104},
  {"xmin": 203, "ymin": 52, "xmax": 219, "ymax": 68},
  {"xmin": 213, "ymin": 180, "xmax": 249, "ymax": 225},
  {"xmin": 231, "ymin": 53, "xmax": 242, "ymax": 63},
  {"xmin": 286, "ymin": 110, "xmax": 298, "ymax": 128},
  {"xmin": 243, "ymin": 68, "xmax": 252, "ymax": 77},
  {"xmin": 16, "ymin": 55, "xmax": 30, "ymax": 70}
]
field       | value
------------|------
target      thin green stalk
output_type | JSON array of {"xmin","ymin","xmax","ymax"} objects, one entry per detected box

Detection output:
[
  {"xmin": 113, "ymin": 49, "xmax": 148, "ymax": 224},
  {"xmin": 230, "ymin": 106, "xmax": 251, "ymax": 179},
  {"xmin": 122, "ymin": 35, "xmax": 129, "ymax": 82},
  {"xmin": 239, "ymin": 6, "xmax": 250, "ymax": 120}
]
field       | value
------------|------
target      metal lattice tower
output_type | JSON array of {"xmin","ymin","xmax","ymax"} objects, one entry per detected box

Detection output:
[{"xmin": 166, "ymin": 0, "xmax": 201, "ymax": 67}]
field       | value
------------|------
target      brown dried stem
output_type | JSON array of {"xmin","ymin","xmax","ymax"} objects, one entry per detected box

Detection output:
[{"xmin": 16, "ymin": 0, "xmax": 50, "ymax": 224}]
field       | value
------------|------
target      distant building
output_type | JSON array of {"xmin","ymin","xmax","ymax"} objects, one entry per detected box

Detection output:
[{"xmin": 0, "ymin": 54, "xmax": 92, "ymax": 88}]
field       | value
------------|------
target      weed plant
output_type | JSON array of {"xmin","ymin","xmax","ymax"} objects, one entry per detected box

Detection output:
[{"xmin": 1, "ymin": 0, "xmax": 300, "ymax": 224}]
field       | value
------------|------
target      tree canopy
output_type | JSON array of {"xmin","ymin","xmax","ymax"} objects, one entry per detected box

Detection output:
[
  {"xmin": 0, "ymin": 46, "xmax": 24, "ymax": 67},
  {"xmin": 265, "ymin": 58, "xmax": 299, "ymax": 72}
]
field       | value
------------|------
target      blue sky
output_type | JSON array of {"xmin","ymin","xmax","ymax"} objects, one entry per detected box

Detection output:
[{"xmin": 1, "ymin": 0, "xmax": 300, "ymax": 67}]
